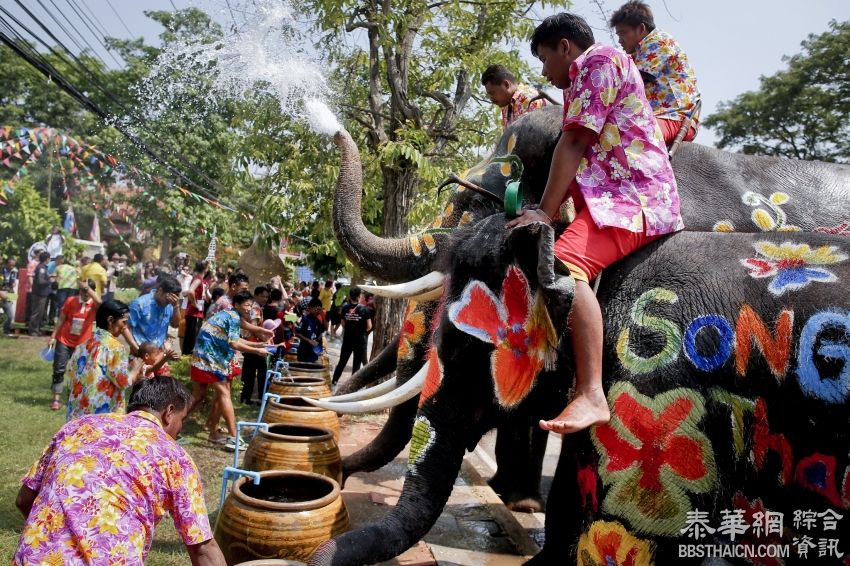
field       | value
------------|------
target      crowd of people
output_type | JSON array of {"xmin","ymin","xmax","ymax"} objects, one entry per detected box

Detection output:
[{"xmin": 9, "ymin": 249, "xmax": 378, "ymax": 562}]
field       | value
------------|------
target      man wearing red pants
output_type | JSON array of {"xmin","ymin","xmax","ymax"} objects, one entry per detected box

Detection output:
[
  {"xmin": 508, "ymin": 12, "xmax": 683, "ymax": 434},
  {"xmin": 610, "ymin": 1, "xmax": 701, "ymax": 144}
]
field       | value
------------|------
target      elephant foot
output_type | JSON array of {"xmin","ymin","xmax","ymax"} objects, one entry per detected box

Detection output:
[
  {"xmin": 487, "ymin": 474, "xmax": 509, "ymax": 495},
  {"xmin": 504, "ymin": 495, "xmax": 544, "ymax": 514}
]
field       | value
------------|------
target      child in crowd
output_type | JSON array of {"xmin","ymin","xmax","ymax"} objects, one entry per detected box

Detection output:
[
  {"xmin": 137, "ymin": 341, "xmax": 177, "ymax": 379},
  {"xmin": 295, "ymin": 298, "xmax": 324, "ymax": 363}
]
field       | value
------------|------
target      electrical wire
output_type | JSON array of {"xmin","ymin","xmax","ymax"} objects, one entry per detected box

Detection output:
[
  {"xmin": 60, "ymin": 0, "xmax": 124, "ymax": 67},
  {"xmin": 75, "ymin": 0, "xmax": 111, "ymax": 39},
  {"xmin": 103, "ymin": 0, "xmax": 134, "ymax": 38}
]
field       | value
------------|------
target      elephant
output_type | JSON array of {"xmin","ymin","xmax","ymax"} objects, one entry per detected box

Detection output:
[{"xmin": 308, "ymin": 105, "xmax": 850, "ymax": 565}]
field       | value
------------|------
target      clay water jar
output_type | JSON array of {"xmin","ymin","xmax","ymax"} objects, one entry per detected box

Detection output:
[
  {"xmin": 268, "ymin": 376, "xmax": 332, "ymax": 399},
  {"xmin": 263, "ymin": 396, "xmax": 340, "ymax": 441},
  {"xmin": 216, "ymin": 471, "xmax": 349, "ymax": 564},
  {"xmin": 287, "ymin": 361, "xmax": 331, "ymax": 384},
  {"xmin": 243, "ymin": 424, "xmax": 342, "ymax": 484}
]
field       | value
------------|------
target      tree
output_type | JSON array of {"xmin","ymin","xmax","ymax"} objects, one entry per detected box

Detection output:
[
  {"xmin": 293, "ymin": 0, "xmax": 568, "ymax": 351},
  {"xmin": 704, "ymin": 20, "xmax": 850, "ymax": 163},
  {"xmin": 0, "ymin": 177, "xmax": 60, "ymax": 261}
]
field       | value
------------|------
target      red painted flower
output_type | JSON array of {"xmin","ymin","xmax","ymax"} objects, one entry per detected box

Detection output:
[
  {"xmin": 591, "ymin": 383, "xmax": 716, "ymax": 535},
  {"xmin": 448, "ymin": 265, "xmax": 557, "ymax": 407}
]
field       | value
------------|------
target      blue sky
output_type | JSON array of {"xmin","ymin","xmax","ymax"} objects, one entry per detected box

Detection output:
[{"xmin": 5, "ymin": 0, "xmax": 850, "ymax": 146}]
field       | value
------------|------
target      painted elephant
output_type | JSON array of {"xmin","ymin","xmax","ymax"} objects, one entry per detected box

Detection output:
[{"xmin": 309, "ymin": 105, "xmax": 850, "ymax": 565}]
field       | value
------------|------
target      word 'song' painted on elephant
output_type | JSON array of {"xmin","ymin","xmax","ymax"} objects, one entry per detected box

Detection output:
[{"xmin": 614, "ymin": 286, "xmax": 850, "ymax": 404}]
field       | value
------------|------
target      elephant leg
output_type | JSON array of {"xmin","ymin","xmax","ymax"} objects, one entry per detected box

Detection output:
[{"xmin": 489, "ymin": 422, "xmax": 546, "ymax": 513}]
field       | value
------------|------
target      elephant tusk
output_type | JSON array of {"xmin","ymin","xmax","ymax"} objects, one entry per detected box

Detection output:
[
  {"xmin": 437, "ymin": 174, "xmax": 504, "ymax": 205},
  {"xmin": 408, "ymin": 286, "xmax": 444, "ymax": 302},
  {"xmin": 302, "ymin": 363, "xmax": 428, "ymax": 414},
  {"xmin": 321, "ymin": 377, "xmax": 398, "ymax": 402},
  {"xmin": 360, "ymin": 271, "xmax": 445, "ymax": 299}
]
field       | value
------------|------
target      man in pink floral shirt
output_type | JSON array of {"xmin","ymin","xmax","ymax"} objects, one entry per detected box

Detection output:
[
  {"xmin": 14, "ymin": 377, "xmax": 226, "ymax": 565},
  {"xmin": 508, "ymin": 12, "xmax": 683, "ymax": 434}
]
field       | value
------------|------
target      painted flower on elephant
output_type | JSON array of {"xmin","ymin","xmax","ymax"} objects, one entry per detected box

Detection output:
[
  {"xmin": 408, "ymin": 415, "xmax": 435, "ymax": 476},
  {"xmin": 398, "ymin": 302, "xmax": 426, "ymax": 360},
  {"xmin": 592, "ymin": 382, "xmax": 717, "ymax": 536},
  {"xmin": 741, "ymin": 241, "xmax": 847, "ymax": 296},
  {"xmin": 577, "ymin": 520, "xmax": 654, "ymax": 566},
  {"xmin": 448, "ymin": 265, "xmax": 557, "ymax": 407}
]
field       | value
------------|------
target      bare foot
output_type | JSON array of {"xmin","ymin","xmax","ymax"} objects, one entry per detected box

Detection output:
[{"xmin": 539, "ymin": 389, "xmax": 610, "ymax": 434}]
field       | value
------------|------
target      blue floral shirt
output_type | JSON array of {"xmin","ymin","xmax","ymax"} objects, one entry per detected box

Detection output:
[{"xmin": 191, "ymin": 309, "xmax": 242, "ymax": 379}]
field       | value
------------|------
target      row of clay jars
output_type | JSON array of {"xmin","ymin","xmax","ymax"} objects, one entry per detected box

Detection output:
[
  {"xmin": 218, "ymin": 372, "xmax": 346, "ymax": 563},
  {"xmin": 216, "ymin": 471, "xmax": 349, "ymax": 564}
]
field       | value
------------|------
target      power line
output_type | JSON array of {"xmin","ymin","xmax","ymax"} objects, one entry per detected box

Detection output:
[
  {"xmin": 75, "ymin": 0, "xmax": 111, "ymax": 39},
  {"xmin": 38, "ymin": 0, "xmax": 117, "ymax": 68},
  {"xmin": 60, "ymin": 0, "xmax": 123, "ymax": 67},
  {"xmin": 103, "ymin": 0, "xmax": 133, "ymax": 38}
]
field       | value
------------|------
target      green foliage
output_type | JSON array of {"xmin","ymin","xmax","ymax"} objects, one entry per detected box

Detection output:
[
  {"xmin": 704, "ymin": 20, "xmax": 850, "ymax": 163},
  {"xmin": 0, "ymin": 178, "xmax": 60, "ymax": 261}
]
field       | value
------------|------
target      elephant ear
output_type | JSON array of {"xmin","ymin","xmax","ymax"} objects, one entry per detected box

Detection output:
[{"xmin": 505, "ymin": 221, "xmax": 575, "ymax": 334}]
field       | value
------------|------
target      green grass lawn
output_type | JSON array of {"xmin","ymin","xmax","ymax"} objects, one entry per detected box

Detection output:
[{"xmin": 0, "ymin": 337, "xmax": 263, "ymax": 564}]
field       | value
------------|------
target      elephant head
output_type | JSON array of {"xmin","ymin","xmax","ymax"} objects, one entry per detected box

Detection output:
[{"xmin": 310, "ymin": 209, "xmax": 578, "ymax": 565}]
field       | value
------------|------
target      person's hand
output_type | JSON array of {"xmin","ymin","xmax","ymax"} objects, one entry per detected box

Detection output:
[
  {"xmin": 308, "ymin": 339, "xmax": 318, "ymax": 347},
  {"xmin": 130, "ymin": 357, "xmax": 145, "ymax": 371},
  {"xmin": 48, "ymin": 337, "xmax": 56, "ymax": 349},
  {"xmin": 258, "ymin": 328, "xmax": 274, "ymax": 340},
  {"xmin": 165, "ymin": 349, "xmax": 180, "ymax": 361},
  {"xmin": 506, "ymin": 208, "xmax": 552, "ymax": 229},
  {"xmin": 166, "ymin": 293, "xmax": 181, "ymax": 306}
]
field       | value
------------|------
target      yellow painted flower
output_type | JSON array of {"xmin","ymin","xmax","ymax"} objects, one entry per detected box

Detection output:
[
  {"xmin": 621, "ymin": 93, "xmax": 644, "ymax": 114},
  {"xmin": 410, "ymin": 236, "xmax": 422, "ymax": 257},
  {"xmin": 399, "ymin": 306, "xmax": 427, "ymax": 360},
  {"xmin": 186, "ymin": 524, "xmax": 206, "ymax": 542},
  {"xmin": 459, "ymin": 211, "xmax": 473, "ymax": 226},
  {"xmin": 431, "ymin": 215, "xmax": 443, "ymax": 229},
  {"xmin": 38, "ymin": 551, "xmax": 65, "ymax": 566},
  {"xmin": 422, "ymin": 233, "xmax": 436, "ymax": 252},
  {"xmin": 754, "ymin": 241, "xmax": 847, "ymax": 265},
  {"xmin": 568, "ymin": 97, "xmax": 583, "ymax": 118},
  {"xmin": 712, "ymin": 221, "xmax": 735, "ymax": 233},
  {"xmin": 769, "ymin": 192, "xmax": 790, "ymax": 205},
  {"xmin": 577, "ymin": 520, "xmax": 654, "ymax": 566},
  {"xmin": 600, "ymin": 124, "xmax": 621, "ymax": 152},
  {"xmin": 129, "ymin": 530, "xmax": 145, "ymax": 553},
  {"xmin": 499, "ymin": 162, "xmax": 512, "ymax": 176},
  {"xmin": 506, "ymin": 133, "xmax": 517, "ymax": 154},
  {"xmin": 110, "ymin": 542, "xmax": 130, "ymax": 557},
  {"xmin": 752, "ymin": 208, "xmax": 776, "ymax": 230},
  {"xmin": 442, "ymin": 202, "xmax": 454, "ymax": 218}
]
